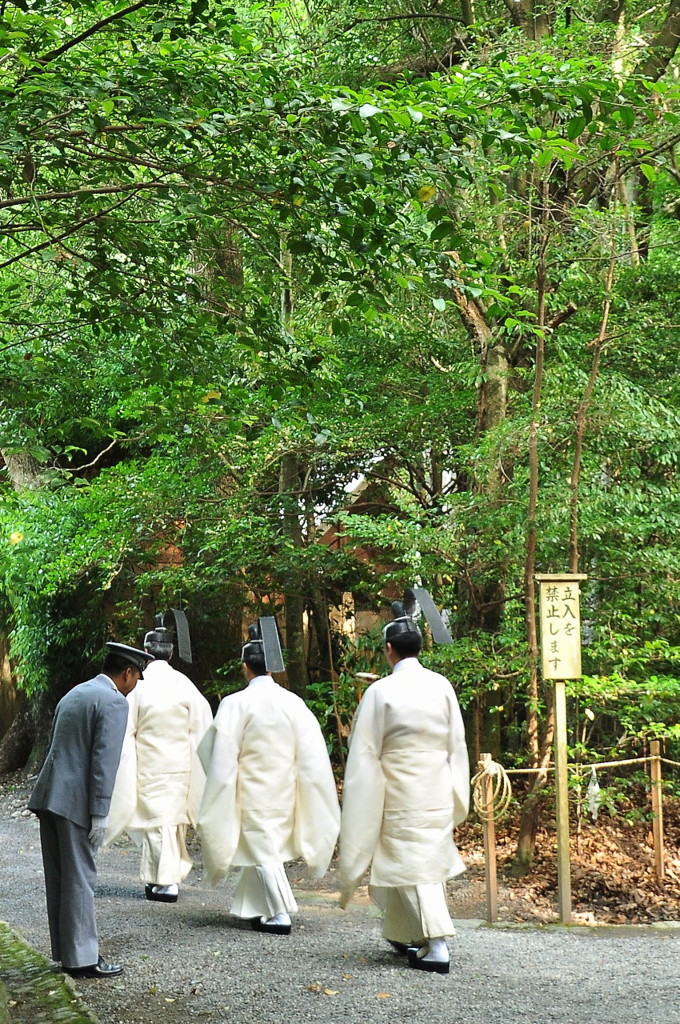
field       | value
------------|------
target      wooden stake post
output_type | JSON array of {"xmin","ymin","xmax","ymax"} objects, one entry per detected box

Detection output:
[
  {"xmin": 535, "ymin": 573, "xmax": 587, "ymax": 925},
  {"xmin": 649, "ymin": 739, "xmax": 665, "ymax": 883},
  {"xmin": 479, "ymin": 753, "xmax": 498, "ymax": 924}
]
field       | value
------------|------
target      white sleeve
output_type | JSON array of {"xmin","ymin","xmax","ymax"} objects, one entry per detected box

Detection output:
[{"xmin": 338, "ymin": 685, "xmax": 386, "ymax": 906}]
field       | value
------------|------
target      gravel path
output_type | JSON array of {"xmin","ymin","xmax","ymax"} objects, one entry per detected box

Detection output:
[{"xmin": 1, "ymin": 779, "xmax": 678, "ymax": 1024}]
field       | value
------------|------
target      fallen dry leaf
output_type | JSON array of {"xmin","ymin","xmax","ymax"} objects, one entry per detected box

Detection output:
[
  {"xmin": 376, "ymin": 993, "xmax": 391, "ymax": 999},
  {"xmin": 324, "ymin": 989, "xmax": 339, "ymax": 996}
]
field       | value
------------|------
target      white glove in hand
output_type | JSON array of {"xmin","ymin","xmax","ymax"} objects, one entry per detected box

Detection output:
[{"xmin": 88, "ymin": 814, "xmax": 109, "ymax": 853}]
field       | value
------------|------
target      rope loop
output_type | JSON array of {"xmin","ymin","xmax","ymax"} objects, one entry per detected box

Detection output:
[{"xmin": 471, "ymin": 757, "xmax": 513, "ymax": 821}]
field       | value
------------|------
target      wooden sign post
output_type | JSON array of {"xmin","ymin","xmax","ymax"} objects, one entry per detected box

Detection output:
[{"xmin": 535, "ymin": 573, "xmax": 587, "ymax": 925}]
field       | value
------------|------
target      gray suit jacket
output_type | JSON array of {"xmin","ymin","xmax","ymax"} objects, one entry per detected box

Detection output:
[{"xmin": 29, "ymin": 674, "xmax": 129, "ymax": 829}]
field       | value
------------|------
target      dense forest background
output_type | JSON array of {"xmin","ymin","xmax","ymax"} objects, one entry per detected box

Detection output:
[{"xmin": 1, "ymin": 0, "xmax": 679, "ymax": 873}]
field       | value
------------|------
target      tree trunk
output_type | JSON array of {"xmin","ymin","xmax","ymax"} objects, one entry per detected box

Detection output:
[
  {"xmin": 639, "ymin": 0, "xmax": 680, "ymax": 81},
  {"xmin": 569, "ymin": 245, "xmax": 615, "ymax": 573},
  {"xmin": 0, "ymin": 695, "xmax": 35, "ymax": 774},
  {"xmin": 277, "ymin": 240, "xmax": 309, "ymax": 699},
  {"xmin": 0, "ymin": 448, "xmax": 49, "ymax": 773},
  {"xmin": 510, "ymin": 700, "xmax": 555, "ymax": 876},
  {"xmin": 0, "ymin": 690, "xmax": 55, "ymax": 775},
  {"xmin": 504, "ymin": 0, "xmax": 552, "ymax": 38},
  {"xmin": 279, "ymin": 453, "xmax": 309, "ymax": 698},
  {"xmin": 308, "ymin": 589, "xmax": 334, "ymax": 680},
  {"xmin": 460, "ymin": 0, "xmax": 475, "ymax": 27},
  {"xmin": 0, "ymin": 450, "xmax": 44, "ymax": 491},
  {"xmin": 450, "ymin": 268, "xmax": 509, "ymax": 753},
  {"xmin": 511, "ymin": 183, "xmax": 549, "ymax": 874}
]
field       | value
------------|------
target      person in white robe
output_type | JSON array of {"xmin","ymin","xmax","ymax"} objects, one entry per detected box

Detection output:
[
  {"xmin": 197, "ymin": 639, "xmax": 340, "ymax": 935},
  {"xmin": 339, "ymin": 613, "xmax": 469, "ymax": 973},
  {"xmin": 105, "ymin": 628, "xmax": 213, "ymax": 902}
]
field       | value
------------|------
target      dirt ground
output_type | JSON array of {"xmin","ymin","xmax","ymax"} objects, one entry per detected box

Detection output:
[
  {"xmin": 2, "ymin": 770, "xmax": 677, "ymax": 926},
  {"xmin": 1, "ymin": 772, "xmax": 679, "ymax": 1024},
  {"xmin": 453, "ymin": 802, "xmax": 680, "ymax": 925}
]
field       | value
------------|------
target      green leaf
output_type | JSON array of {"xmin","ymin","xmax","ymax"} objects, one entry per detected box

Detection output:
[
  {"xmin": 358, "ymin": 104, "xmax": 381, "ymax": 119},
  {"xmin": 619, "ymin": 106, "xmax": 635, "ymax": 129},
  {"xmin": 354, "ymin": 152, "xmax": 373, "ymax": 169},
  {"xmin": 566, "ymin": 116, "xmax": 586, "ymax": 141}
]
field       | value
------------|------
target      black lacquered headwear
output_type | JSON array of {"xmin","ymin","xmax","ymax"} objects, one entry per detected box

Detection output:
[
  {"xmin": 383, "ymin": 587, "xmax": 453, "ymax": 645},
  {"xmin": 241, "ymin": 616, "xmax": 285, "ymax": 673},
  {"xmin": 144, "ymin": 608, "xmax": 192, "ymax": 663}
]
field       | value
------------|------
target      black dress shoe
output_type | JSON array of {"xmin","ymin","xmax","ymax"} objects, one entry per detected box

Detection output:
[
  {"xmin": 407, "ymin": 947, "xmax": 450, "ymax": 974},
  {"xmin": 145, "ymin": 884, "xmax": 178, "ymax": 903},
  {"xmin": 387, "ymin": 940, "xmax": 411, "ymax": 956},
  {"xmin": 65, "ymin": 956, "xmax": 123, "ymax": 979},
  {"xmin": 250, "ymin": 916, "xmax": 292, "ymax": 935}
]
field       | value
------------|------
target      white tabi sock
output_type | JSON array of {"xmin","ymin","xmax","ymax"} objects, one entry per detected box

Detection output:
[
  {"xmin": 152, "ymin": 883, "xmax": 179, "ymax": 896},
  {"xmin": 415, "ymin": 937, "xmax": 449, "ymax": 963}
]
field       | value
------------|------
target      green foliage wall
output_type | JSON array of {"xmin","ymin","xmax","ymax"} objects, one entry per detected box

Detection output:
[{"xmin": 1, "ymin": 0, "xmax": 679, "ymax": 764}]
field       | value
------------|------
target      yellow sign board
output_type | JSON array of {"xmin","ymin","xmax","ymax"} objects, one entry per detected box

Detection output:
[{"xmin": 536, "ymin": 575, "xmax": 586, "ymax": 680}]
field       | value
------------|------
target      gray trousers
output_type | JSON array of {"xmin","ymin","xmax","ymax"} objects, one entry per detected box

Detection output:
[{"xmin": 38, "ymin": 812, "xmax": 98, "ymax": 969}]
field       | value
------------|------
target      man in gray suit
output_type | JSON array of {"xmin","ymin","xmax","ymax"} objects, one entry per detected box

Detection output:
[{"xmin": 29, "ymin": 641, "xmax": 153, "ymax": 979}]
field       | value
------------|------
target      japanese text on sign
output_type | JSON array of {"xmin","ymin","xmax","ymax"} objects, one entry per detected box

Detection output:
[{"xmin": 539, "ymin": 581, "xmax": 582, "ymax": 680}]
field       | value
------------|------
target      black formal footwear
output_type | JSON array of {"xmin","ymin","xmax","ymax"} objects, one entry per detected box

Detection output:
[
  {"xmin": 250, "ymin": 916, "xmax": 292, "ymax": 935},
  {"xmin": 65, "ymin": 956, "xmax": 123, "ymax": 979},
  {"xmin": 145, "ymin": 884, "xmax": 179, "ymax": 903},
  {"xmin": 407, "ymin": 947, "xmax": 450, "ymax": 974},
  {"xmin": 387, "ymin": 940, "xmax": 410, "ymax": 956}
]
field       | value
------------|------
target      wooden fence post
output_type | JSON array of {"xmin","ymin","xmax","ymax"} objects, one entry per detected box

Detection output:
[
  {"xmin": 479, "ymin": 753, "xmax": 498, "ymax": 924},
  {"xmin": 649, "ymin": 739, "xmax": 665, "ymax": 883}
]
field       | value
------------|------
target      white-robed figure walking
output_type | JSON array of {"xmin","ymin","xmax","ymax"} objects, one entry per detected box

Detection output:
[
  {"xmin": 339, "ymin": 600, "xmax": 469, "ymax": 974},
  {"xmin": 105, "ymin": 624, "xmax": 213, "ymax": 903},
  {"xmin": 197, "ymin": 620, "xmax": 340, "ymax": 935}
]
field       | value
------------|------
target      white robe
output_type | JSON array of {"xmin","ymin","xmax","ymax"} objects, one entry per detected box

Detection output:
[
  {"xmin": 106, "ymin": 659, "xmax": 213, "ymax": 843},
  {"xmin": 197, "ymin": 675, "xmax": 340, "ymax": 886},
  {"xmin": 339, "ymin": 657, "xmax": 469, "ymax": 905}
]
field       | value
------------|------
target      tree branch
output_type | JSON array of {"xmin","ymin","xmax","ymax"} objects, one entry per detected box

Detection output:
[
  {"xmin": 345, "ymin": 12, "xmax": 462, "ymax": 32},
  {"xmin": 370, "ymin": 33, "xmax": 470, "ymax": 82},
  {"xmin": 548, "ymin": 301, "xmax": 578, "ymax": 331},
  {"xmin": 71, "ymin": 438, "xmax": 120, "ymax": 472},
  {"xmin": 0, "ymin": 187, "xmax": 156, "ymax": 271},
  {"xmin": 37, "ymin": 0, "xmax": 156, "ymax": 67},
  {"xmin": 0, "ymin": 179, "xmax": 178, "ymax": 211}
]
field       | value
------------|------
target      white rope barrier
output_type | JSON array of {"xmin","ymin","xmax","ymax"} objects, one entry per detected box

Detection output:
[
  {"xmin": 471, "ymin": 751, "xmax": 678, "ymax": 823},
  {"xmin": 502, "ymin": 753, "xmax": 680, "ymax": 775}
]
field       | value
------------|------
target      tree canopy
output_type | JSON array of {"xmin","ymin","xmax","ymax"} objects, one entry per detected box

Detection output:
[{"xmin": 1, "ymin": 1, "xmax": 679, "ymax": 862}]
